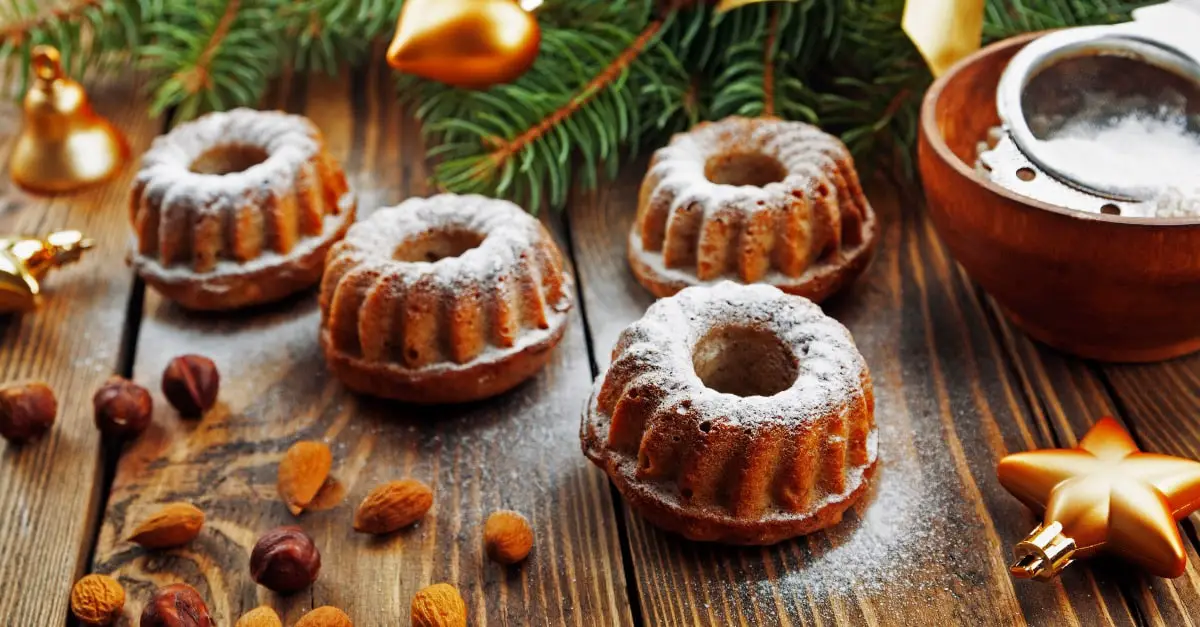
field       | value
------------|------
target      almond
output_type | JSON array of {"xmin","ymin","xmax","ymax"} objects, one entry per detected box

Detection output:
[
  {"xmin": 483, "ymin": 510, "xmax": 534, "ymax": 564},
  {"xmin": 235, "ymin": 606, "xmax": 282, "ymax": 627},
  {"xmin": 295, "ymin": 605, "xmax": 352, "ymax": 627},
  {"xmin": 278, "ymin": 440, "xmax": 333, "ymax": 515},
  {"xmin": 70, "ymin": 574, "xmax": 125, "ymax": 625},
  {"xmin": 411, "ymin": 583, "xmax": 466, "ymax": 627},
  {"xmin": 127, "ymin": 502, "xmax": 204, "ymax": 549},
  {"xmin": 353, "ymin": 479, "xmax": 433, "ymax": 534}
]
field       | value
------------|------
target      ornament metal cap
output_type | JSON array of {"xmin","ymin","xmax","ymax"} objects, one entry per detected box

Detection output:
[
  {"xmin": 1010, "ymin": 521, "xmax": 1077, "ymax": 581},
  {"xmin": 10, "ymin": 45, "xmax": 129, "ymax": 196}
]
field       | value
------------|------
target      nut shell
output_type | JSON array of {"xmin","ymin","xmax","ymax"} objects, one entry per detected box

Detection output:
[
  {"xmin": 161, "ymin": 355, "xmax": 219, "ymax": 418},
  {"xmin": 140, "ymin": 583, "xmax": 212, "ymax": 627},
  {"xmin": 250, "ymin": 525, "xmax": 322, "ymax": 593},
  {"xmin": 483, "ymin": 510, "xmax": 534, "ymax": 565},
  {"xmin": 93, "ymin": 376, "xmax": 153, "ymax": 438},
  {"xmin": 411, "ymin": 583, "xmax": 467, "ymax": 627},
  {"xmin": 277, "ymin": 441, "xmax": 333, "ymax": 516},
  {"xmin": 70, "ymin": 574, "xmax": 125, "ymax": 626},
  {"xmin": 295, "ymin": 606, "xmax": 353, "ymax": 627},
  {"xmin": 353, "ymin": 479, "xmax": 433, "ymax": 534},
  {"xmin": 0, "ymin": 381, "xmax": 56, "ymax": 442},
  {"xmin": 235, "ymin": 606, "xmax": 283, "ymax": 627},
  {"xmin": 128, "ymin": 502, "xmax": 205, "ymax": 549}
]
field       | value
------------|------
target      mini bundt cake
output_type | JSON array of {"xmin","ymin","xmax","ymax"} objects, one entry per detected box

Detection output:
[
  {"xmin": 582, "ymin": 282, "xmax": 877, "ymax": 545},
  {"xmin": 129, "ymin": 108, "xmax": 355, "ymax": 310},
  {"xmin": 629, "ymin": 116, "xmax": 877, "ymax": 301},
  {"xmin": 320, "ymin": 194, "xmax": 573, "ymax": 404}
]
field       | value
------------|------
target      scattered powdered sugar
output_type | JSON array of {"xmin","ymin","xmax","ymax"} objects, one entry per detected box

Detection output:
[{"xmin": 1038, "ymin": 113, "xmax": 1200, "ymax": 217}]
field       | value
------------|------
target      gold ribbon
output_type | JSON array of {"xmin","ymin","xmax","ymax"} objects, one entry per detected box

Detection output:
[{"xmin": 902, "ymin": 0, "xmax": 986, "ymax": 77}]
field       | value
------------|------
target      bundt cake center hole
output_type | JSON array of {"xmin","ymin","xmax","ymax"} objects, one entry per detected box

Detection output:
[
  {"xmin": 189, "ymin": 145, "xmax": 270, "ymax": 175},
  {"xmin": 692, "ymin": 326, "xmax": 798, "ymax": 397},
  {"xmin": 704, "ymin": 152, "xmax": 788, "ymax": 187},
  {"xmin": 393, "ymin": 229, "xmax": 486, "ymax": 263}
]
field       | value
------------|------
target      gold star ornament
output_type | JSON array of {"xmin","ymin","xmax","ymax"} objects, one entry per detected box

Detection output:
[{"xmin": 998, "ymin": 417, "xmax": 1200, "ymax": 580}]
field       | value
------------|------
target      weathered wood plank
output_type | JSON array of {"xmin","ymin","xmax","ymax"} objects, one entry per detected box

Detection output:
[
  {"xmin": 566, "ymin": 168, "xmax": 1146, "ymax": 625},
  {"xmin": 0, "ymin": 71, "xmax": 156, "ymax": 625},
  {"xmin": 960, "ymin": 251, "xmax": 1200, "ymax": 627},
  {"xmin": 1091, "ymin": 353, "xmax": 1200, "ymax": 625},
  {"xmin": 91, "ymin": 60, "xmax": 632, "ymax": 626}
]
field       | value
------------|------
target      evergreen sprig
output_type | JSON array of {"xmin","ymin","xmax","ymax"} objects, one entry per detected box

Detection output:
[{"xmin": 0, "ymin": 0, "xmax": 1154, "ymax": 211}]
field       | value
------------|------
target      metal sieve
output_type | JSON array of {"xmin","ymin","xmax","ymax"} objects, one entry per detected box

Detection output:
[{"xmin": 982, "ymin": 1, "xmax": 1200, "ymax": 216}]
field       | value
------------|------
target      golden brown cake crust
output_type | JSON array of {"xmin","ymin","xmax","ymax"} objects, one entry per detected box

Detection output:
[
  {"xmin": 581, "ymin": 282, "xmax": 877, "ymax": 545},
  {"xmin": 138, "ymin": 213, "xmax": 352, "ymax": 311},
  {"xmin": 129, "ymin": 108, "xmax": 355, "ymax": 310},
  {"xmin": 628, "ymin": 116, "xmax": 878, "ymax": 301},
  {"xmin": 321, "ymin": 322, "xmax": 566, "ymax": 404},
  {"xmin": 320, "ymin": 194, "xmax": 572, "ymax": 404},
  {"xmin": 629, "ymin": 206, "xmax": 877, "ymax": 301}
]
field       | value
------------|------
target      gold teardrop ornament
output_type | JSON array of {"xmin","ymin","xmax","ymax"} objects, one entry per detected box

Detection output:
[{"xmin": 386, "ymin": 0, "xmax": 542, "ymax": 89}]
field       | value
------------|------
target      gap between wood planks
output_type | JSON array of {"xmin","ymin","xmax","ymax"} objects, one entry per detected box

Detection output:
[
  {"xmin": 68, "ymin": 86, "xmax": 1193, "ymax": 627},
  {"xmin": 897, "ymin": 157, "xmax": 1191, "ymax": 627},
  {"xmin": 557, "ymin": 206, "xmax": 647, "ymax": 627},
  {"xmin": 71, "ymin": 107, "xmax": 164, "ymax": 625}
]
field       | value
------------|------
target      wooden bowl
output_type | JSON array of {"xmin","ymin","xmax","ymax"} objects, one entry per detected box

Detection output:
[{"xmin": 919, "ymin": 33, "xmax": 1200, "ymax": 362}]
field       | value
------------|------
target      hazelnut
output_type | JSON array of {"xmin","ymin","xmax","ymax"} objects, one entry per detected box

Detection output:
[
  {"xmin": 140, "ymin": 583, "xmax": 212, "ymax": 627},
  {"xmin": 93, "ymin": 376, "xmax": 153, "ymax": 438},
  {"xmin": 70, "ymin": 573, "xmax": 125, "ymax": 625},
  {"xmin": 250, "ymin": 526, "xmax": 321, "ymax": 593},
  {"xmin": 483, "ymin": 510, "xmax": 534, "ymax": 565},
  {"xmin": 161, "ymin": 355, "xmax": 219, "ymax": 418},
  {"xmin": 295, "ymin": 606, "xmax": 353, "ymax": 627},
  {"xmin": 235, "ymin": 606, "xmax": 282, "ymax": 627},
  {"xmin": 0, "ymin": 382, "xmax": 56, "ymax": 442},
  {"xmin": 411, "ymin": 583, "xmax": 467, "ymax": 627}
]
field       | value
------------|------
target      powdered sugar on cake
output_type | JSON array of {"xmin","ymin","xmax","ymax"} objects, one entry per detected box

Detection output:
[
  {"xmin": 323, "ymin": 194, "xmax": 572, "ymax": 377},
  {"xmin": 608, "ymin": 282, "xmax": 868, "ymax": 428},
  {"xmin": 583, "ymin": 282, "xmax": 877, "ymax": 542},
  {"xmin": 130, "ymin": 108, "xmax": 354, "ymax": 283},
  {"xmin": 630, "ymin": 116, "xmax": 876, "ymax": 298}
]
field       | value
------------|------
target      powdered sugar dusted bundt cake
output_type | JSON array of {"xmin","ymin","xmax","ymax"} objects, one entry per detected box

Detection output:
[
  {"xmin": 320, "ymin": 194, "xmax": 572, "ymax": 404},
  {"xmin": 129, "ymin": 108, "xmax": 355, "ymax": 310},
  {"xmin": 630, "ymin": 116, "xmax": 877, "ymax": 301},
  {"xmin": 582, "ymin": 282, "xmax": 877, "ymax": 544}
]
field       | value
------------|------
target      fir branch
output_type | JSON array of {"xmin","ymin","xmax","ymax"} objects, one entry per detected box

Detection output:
[
  {"xmin": 0, "ymin": 0, "xmax": 140, "ymax": 89},
  {"xmin": 0, "ymin": 0, "xmax": 103, "ymax": 47},
  {"xmin": 141, "ymin": 0, "xmax": 282, "ymax": 122},
  {"xmin": 406, "ymin": 0, "xmax": 690, "ymax": 213},
  {"xmin": 485, "ymin": 20, "xmax": 665, "ymax": 173},
  {"xmin": 762, "ymin": 5, "xmax": 778, "ymax": 117}
]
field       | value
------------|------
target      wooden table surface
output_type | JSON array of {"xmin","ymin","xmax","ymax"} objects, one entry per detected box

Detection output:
[{"xmin": 4, "ymin": 58, "xmax": 1200, "ymax": 627}]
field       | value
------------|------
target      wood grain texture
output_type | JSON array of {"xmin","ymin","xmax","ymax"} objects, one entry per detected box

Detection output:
[
  {"xmin": 566, "ymin": 162, "xmax": 1179, "ymax": 625},
  {"xmin": 0, "ymin": 71, "xmax": 156, "ymax": 625},
  {"xmin": 90, "ymin": 59, "xmax": 631, "ymax": 626}
]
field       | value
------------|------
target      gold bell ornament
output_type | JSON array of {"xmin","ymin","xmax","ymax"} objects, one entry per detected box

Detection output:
[
  {"xmin": 0, "ymin": 231, "xmax": 92, "ymax": 312},
  {"xmin": 10, "ymin": 46, "xmax": 129, "ymax": 195},
  {"xmin": 387, "ymin": 0, "xmax": 543, "ymax": 89}
]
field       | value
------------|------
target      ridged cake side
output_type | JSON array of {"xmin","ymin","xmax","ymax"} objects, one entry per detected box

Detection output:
[
  {"xmin": 320, "ymin": 195, "xmax": 571, "ymax": 385},
  {"xmin": 582, "ymin": 282, "xmax": 877, "ymax": 544},
  {"xmin": 630, "ymin": 116, "xmax": 874, "ymax": 297},
  {"xmin": 130, "ymin": 108, "xmax": 352, "ymax": 275}
]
